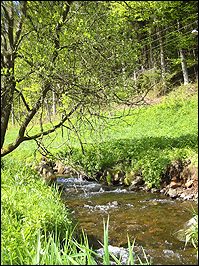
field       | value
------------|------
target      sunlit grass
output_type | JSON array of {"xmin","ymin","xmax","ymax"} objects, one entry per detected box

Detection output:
[
  {"xmin": 3, "ymin": 86, "xmax": 198, "ymax": 187},
  {"xmin": 57, "ymin": 95, "xmax": 198, "ymax": 186},
  {"xmin": 1, "ymin": 162, "xmax": 73, "ymax": 265},
  {"xmin": 2, "ymin": 84, "xmax": 198, "ymax": 264},
  {"xmin": 1, "ymin": 214, "xmax": 151, "ymax": 265}
]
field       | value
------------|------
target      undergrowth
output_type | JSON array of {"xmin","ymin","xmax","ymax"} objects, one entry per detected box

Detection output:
[
  {"xmin": 1, "ymin": 160, "xmax": 73, "ymax": 264},
  {"xmin": 58, "ymin": 91, "xmax": 198, "ymax": 188},
  {"xmin": 1, "ymin": 158, "xmax": 150, "ymax": 265}
]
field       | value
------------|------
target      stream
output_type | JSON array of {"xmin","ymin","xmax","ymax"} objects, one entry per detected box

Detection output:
[{"xmin": 58, "ymin": 177, "xmax": 198, "ymax": 265}]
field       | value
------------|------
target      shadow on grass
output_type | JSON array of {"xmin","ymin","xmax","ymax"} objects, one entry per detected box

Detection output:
[
  {"xmin": 78, "ymin": 133, "xmax": 197, "ymax": 187},
  {"xmin": 61, "ymin": 133, "xmax": 197, "ymax": 175},
  {"xmin": 108, "ymin": 133, "xmax": 198, "ymax": 152}
]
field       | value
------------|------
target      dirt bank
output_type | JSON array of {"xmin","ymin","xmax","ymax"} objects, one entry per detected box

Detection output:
[{"xmin": 129, "ymin": 160, "xmax": 198, "ymax": 201}]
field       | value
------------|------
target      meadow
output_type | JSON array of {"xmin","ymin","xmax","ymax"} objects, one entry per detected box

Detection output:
[
  {"xmin": 4, "ymin": 82, "xmax": 197, "ymax": 186},
  {"xmin": 1, "ymin": 83, "xmax": 198, "ymax": 264}
]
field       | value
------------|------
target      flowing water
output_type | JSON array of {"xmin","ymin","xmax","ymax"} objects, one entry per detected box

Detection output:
[{"xmin": 58, "ymin": 177, "xmax": 198, "ymax": 265}]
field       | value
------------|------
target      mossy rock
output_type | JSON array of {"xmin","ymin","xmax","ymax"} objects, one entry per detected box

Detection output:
[
  {"xmin": 174, "ymin": 216, "xmax": 198, "ymax": 242},
  {"xmin": 124, "ymin": 177, "xmax": 131, "ymax": 186}
]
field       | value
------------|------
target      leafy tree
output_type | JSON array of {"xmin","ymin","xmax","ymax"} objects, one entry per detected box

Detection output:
[
  {"xmin": 1, "ymin": 1, "xmax": 149, "ymax": 157},
  {"xmin": 110, "ymin": 1, "xmax": 198, "ymax": 90}
]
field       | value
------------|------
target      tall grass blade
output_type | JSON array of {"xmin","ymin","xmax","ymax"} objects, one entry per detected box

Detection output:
[
  {"xmin": 103, "ymin": 215, "xmax": 110, "ymax": 265},
  {"xmin": 33, "ymin": 229, "xmax": 41, "ymax": 265},
  {"xmin": 127, "ymin": 234, "xmax": 135, "ymax": 265}
]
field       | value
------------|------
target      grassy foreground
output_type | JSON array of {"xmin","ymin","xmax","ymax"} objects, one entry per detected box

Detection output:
[
  {"xmin": 1, "ymin": 160, "xmax": 150, "ymax": 265},
  {"xmin": 1, "ymin": 83, "xmax": 198, "ymax": 264}
]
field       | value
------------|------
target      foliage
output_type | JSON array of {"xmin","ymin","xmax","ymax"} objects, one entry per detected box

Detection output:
[
  {"xmin": 59, "ymin": 90, "xmax": 198, "ymax": 188},
  {"xmin": 1, "ymin": 160, "xmax": 73, "ymax": 264},
  {"xmin": 136, "ymin": 68, "xmax": 162, "ymax": 92},
  {"xmin": 1, "ymin": 157, "xmax": 150, "ymax": 265},
  {"xmin": 1, "ymin": 1, "xmax": 198, "ymax": 157},
  {"xmin": 183, "ymin": 204, "xmax": 198, "ymax": 251}
]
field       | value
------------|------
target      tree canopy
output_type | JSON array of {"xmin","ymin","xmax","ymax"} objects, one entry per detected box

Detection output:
[{"xmin": 1, "ymin": 1, "xmax": 198, "ymax": 157}]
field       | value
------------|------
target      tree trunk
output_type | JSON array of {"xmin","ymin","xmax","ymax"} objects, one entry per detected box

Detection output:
[
  {"xmin": 1, "ymin": 1, "xmax": 27, "ymax": 150},
  {"xmin": 45, "ymin": 98, "xmax": 52, "ymax": 123},
  {"xmin": 122, "ymin": 62, "xmax": 127, "ymax": 89},
  {"xmin": 148, "ymin": 25, "xmax": 156, "ymax": 69},
  {"xmin": 1, "ymin": 75, "xmax": 16, "ymax": 149},
  {"xmin": 177, "ymin": 21, "xmax": 189, "ymax": 85},
  {"xmin": 1, "ymin": 81, "xmax": 51, "ymax": 157},
  {"xmin": 179, "ymin": 48, "xmax": 189, "ymax": 85},
  {"xmin": 149, "ymin": 41, "xmax": 154, "ymax": 69},
  {"xmin": 156, "ymin": 22, "xmax": 166, "ymax": 91},
  {"xmin": 133, "ymin": 70, "xmax": 137, "ymax": 89},
  {"xmin": 18, "ymin": 96, "xmax": 21, "ymax": 123}
]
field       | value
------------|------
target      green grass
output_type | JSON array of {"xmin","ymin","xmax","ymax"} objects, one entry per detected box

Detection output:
[
  {"xmin": 1, "ymin": 161, "xmax": 73, "ymax": 264},
  {"xmin": 184, "ymin": 205, "xmax": 198, "ymax": 251},
  {"xmin": 1, "ymin": 83, "xmax": 198, "ymax": 264},
  {"xmin": 57, "ymin": 88, "xmax": 198, "ymax": 188},
  {"xmin": 3, "ymin": 85, "xmax": 198, "ymax": 188},
  {"xmin": 1, "ymin": 160, "xmax": 150, "ymax": 264},
  {"xmin": 2, "ymin": 208, "xmax": 150, "ymax": 265},
  {"xmin": 173, "ymin": 204, "xmax": 198, "ymax": 256}
]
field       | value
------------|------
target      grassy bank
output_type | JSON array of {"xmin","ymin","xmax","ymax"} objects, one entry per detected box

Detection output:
[
  {"xmin": 1, "ymin": 83, "xmax": 198, "ymax": 264},
  {"xmin": 1, "ymin": 160, "xmax": 150, "ymax": 265},
  {"xmin": 58, "ymin": 83, "xmax": 198, "ymax": 188},
  {"xmin": 1, "ymin": 159, "xmax": 72, "ymax": 264},
  {"xmin": 4, "ymin": 83, "xmax": 198, "ymax": 185}
]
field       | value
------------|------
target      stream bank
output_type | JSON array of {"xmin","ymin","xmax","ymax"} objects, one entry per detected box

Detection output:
[
  {"xmin": 127, "ymin": 160, "xmax": 198, "ymax": 201},
  {"xmin": 33, "ymin": 158, "xmax": 198, "ymax": 264},
  {"xmin": 34, "ymin": 158, "xmax": 198, "ymax": 201}
]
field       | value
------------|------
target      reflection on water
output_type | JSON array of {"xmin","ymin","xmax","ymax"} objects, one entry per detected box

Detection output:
[{"xmin": 59, "ymin": 177, "xmax": 198, "ymax": 265}]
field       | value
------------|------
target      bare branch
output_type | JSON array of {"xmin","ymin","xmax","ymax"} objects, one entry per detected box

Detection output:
[
  {"xmin": 67, "ymin": 118, "xmax": 85, "ymax": 155},
  {"xmin": 15, "ymin": 70, "xmax": 35, "ymax": 83},
  {"xmin": 14, "ymin": 88, "xmax": 31, "ymax": 112},
  {"xmin": 1, "ymin": 102, "xmax": 81, "ymax": 157}
]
